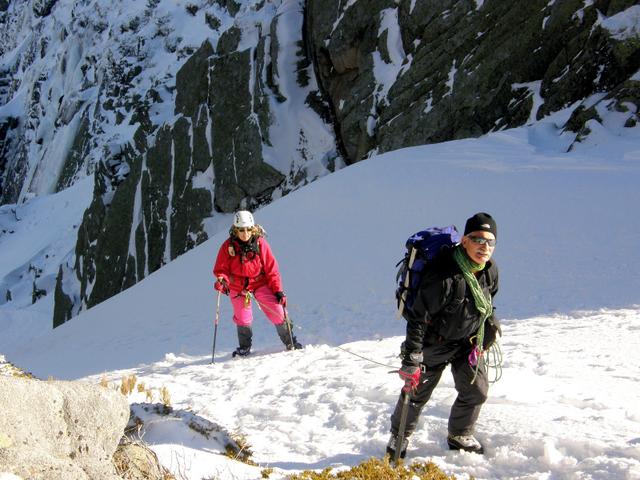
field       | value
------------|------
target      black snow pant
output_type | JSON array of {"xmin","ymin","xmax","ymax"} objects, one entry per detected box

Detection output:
[
  {"xmin": 390, "ymin": 340, "xmax": 488, "ymax": 438},
  {"xmin": 236, "ymin": 323, "xmax": 299, "ymax": 350},
  {"xmin": 236, "ymin": 325, "xmax": 252, "ymax": 349}
]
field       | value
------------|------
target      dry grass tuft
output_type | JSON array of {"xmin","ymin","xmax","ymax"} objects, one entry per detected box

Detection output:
[
  {"xmin": 120, "ymin": 374, "xmax": 138, "ymax": 396},
  {"xmin": 102, "ymin": 374, "xmax": 155, "ymax": 402},
  {"xmin": 286, "ymin": 456, "xmax": 458, "ymax": 480},
  {"xmin": 0, "ymin": 360, "xmax": 34, "ymax": 379},
  {"xmin": 187, "ymin": 418, "xmax": 221, "ymax": 439},
  {"xmin": 225, "ymin": 432, "xmax": 256, "ymax": 466},
  {"xmin": 160, "ymin": 386, "xmax": 171, "ymax": 407},
  {"xmin": 114, "ymin": 438, "xmax": 177, "ymax": 480}
]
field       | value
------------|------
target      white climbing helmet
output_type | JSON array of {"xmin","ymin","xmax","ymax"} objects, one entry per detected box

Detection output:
[{"xmin": 233, "ymin": 210, "xmax": 255, "ymax": 228}]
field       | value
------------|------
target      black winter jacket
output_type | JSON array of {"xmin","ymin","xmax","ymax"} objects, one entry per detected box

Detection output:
[{"xmin": 402, "ymin": 247, "xmax": 499, "ymax": 367}]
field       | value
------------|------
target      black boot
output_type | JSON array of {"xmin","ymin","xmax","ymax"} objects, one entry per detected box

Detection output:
[
  {"xmin": 232, "ymin": 326, "xmax": 252, "ymax": 357},
  {"xmin": 275, "ymin": 322, "xmax": 302, "ymax": 350},
  {"xmin": 447, "ymin": 434, "xmax": 484, "ymax": 454},
  {"xmin": 386, "ymin": 433, "xmax": 408, "ymax": 459}
]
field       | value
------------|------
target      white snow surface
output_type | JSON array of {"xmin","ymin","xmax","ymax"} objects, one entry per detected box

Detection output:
[
  {"xmin": 0, "ymin": 177, "xmax": 94, "ymax": 328},
  {"xmin": 2, "ymin": 116, "xmax": 640, "ymax": 479},
  {"xmin": 601, "ymin": 5, "xmax": 640, "ymax": 40},
  {"xmin": 373, "ymin": 7, "xmax": 406, "ymax": 105}
]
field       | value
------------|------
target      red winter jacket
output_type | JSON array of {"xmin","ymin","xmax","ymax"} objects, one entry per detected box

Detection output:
[{"xmin": 213, "ymin": 235, "xmax": 283, "ymax": 295}]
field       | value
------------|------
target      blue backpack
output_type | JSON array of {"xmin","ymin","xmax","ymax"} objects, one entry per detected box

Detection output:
[{"xmin": 395, "ymin": 225, "xmax": 461, "ymax": 317}]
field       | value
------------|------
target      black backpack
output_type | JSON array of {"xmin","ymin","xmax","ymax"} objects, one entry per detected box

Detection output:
[{"xmin": 395, "ymin": 225, "xmax": 461, "ymax": 317}]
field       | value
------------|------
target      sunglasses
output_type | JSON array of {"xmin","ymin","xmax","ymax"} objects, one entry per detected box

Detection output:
[
  {"xmin": 468, "ymin": 235, "xmax": 496, "ymax": 247},
  {"xmin": 236, "ymin": 227, "xmax": 252, "ymax": 233}
]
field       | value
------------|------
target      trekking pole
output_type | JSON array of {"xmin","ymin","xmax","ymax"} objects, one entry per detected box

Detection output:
[
  {"xmin": 211, "ymin": 290, "xmax": 221, "ymax": 364},
  {"xmin": 394, "ymin": 389, "xmax": 411, "ymax": 465},
  {"xmin": 282, "ymin": 305, "xmax": 295, "ymax": 348}
]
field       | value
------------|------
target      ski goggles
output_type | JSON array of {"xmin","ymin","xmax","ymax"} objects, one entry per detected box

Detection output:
[{"xmin": 468, "ymin": 235, "xmax": 496, "ymax": 247}]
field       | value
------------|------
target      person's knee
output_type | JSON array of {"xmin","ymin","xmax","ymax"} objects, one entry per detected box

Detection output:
[
  {"xmin": 232, "ymin": 300, "xmax": 252, "ymax": 322},
  {"xmin": 233, "ymin": 314, "xmax": 253, "ymax": 327},
  {"xmin": 267, "ymin": 307, "xmax": 285, "ymax": 325},
  {"xmin": 468, "ymin": 384, "xmax": 488, "ymax": 404}
]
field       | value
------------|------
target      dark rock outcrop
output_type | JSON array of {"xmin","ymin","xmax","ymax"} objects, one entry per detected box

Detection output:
[
  {"xmin": 306, "ymin": 0, "xmax": 640, "ymax": 162},
  {"xmin": 0, "ymin": 116, "xmax": 22, "ymax": 204}
]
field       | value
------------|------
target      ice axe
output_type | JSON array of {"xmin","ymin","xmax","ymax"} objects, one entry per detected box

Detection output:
[{"xmin": 394, "ymin": 389, "xmax": 411, "ymax": 465}]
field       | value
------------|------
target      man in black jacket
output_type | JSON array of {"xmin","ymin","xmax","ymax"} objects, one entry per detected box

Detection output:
[{"xmin": 387, "ymin": 212, "xmax": 501, "ymax": 457}]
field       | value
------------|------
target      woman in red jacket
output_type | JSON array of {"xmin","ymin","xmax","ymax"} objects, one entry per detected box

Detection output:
[{"xmin": 213, "ymin": 210, "xmax": 302, "ymax": 357}]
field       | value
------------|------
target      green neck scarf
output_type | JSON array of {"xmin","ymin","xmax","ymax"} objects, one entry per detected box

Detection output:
[
  {"xmin": 453, "ymin": 245, "xmax": 492, "ymax": 329},
  {"xmin": 453, "ymin": 245, "xmax": 498, "ymax": 384}
]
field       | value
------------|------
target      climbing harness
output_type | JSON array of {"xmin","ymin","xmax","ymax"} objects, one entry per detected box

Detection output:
[
  {"xmin": 468, "ymin": 329, "xmax": 503, "ymax": 385},
  {"xmin": 468, "ymin": 319, "xmax": 485, "ymax": 384}
]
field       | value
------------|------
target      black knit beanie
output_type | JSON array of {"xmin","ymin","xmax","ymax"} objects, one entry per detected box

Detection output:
[{"xmin": 464, "ymin": 212, "xmax": 497, "ymax": 238}]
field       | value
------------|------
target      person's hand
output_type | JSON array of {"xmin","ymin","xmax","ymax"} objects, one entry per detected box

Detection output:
[
  {"xmin": 275, "ymin": 291, "xmax": 287, "ymax": 306},
  {"xmin": 400, "ymin": 342, "xmax": 423, "ymax": 365},
  {"xmin": 214, "ymin": 277, "xmax": 229, "ymax": 295},
  {"xmin": 483, "ymin": 318, "xmax": 502, "ymax": 349},
  {"xmin": 398, "ymin": 365, "xmax": 421, "ymax": 392}
]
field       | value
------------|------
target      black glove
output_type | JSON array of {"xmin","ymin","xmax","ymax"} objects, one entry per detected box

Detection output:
[
  {"xmin": 483, "ymin": 317, "xmax": 502, "ymax": 349},
  {"xmin": 275, "ymin": 291, "xmax": 287, "ymax": 306},
  {"xmin": 400, "ymin": 341, "xmax": 423, "ymax": 367}
]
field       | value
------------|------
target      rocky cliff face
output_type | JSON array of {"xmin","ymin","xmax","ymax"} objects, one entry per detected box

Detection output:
[
  {"xmin": 0, "ymin": 0, "xmax": 638, "ymax": 327},
  {"xmin": 306, "ymin": 0, "xmax": 640, "ymax": 161}
]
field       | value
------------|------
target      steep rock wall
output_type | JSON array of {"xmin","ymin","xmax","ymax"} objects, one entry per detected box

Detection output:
[{"xmin": 306, "ymin": 0, "xmax": 640, "ymax": 162}]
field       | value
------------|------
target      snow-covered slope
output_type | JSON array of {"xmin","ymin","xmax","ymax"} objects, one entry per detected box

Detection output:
[
  {"xmin": 1, "ymin": 116, "xmax": 640, "ymax": 478},
  {"xmin": 79, "ymin": 309, "xmax": 639, "ymax": 480}
]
